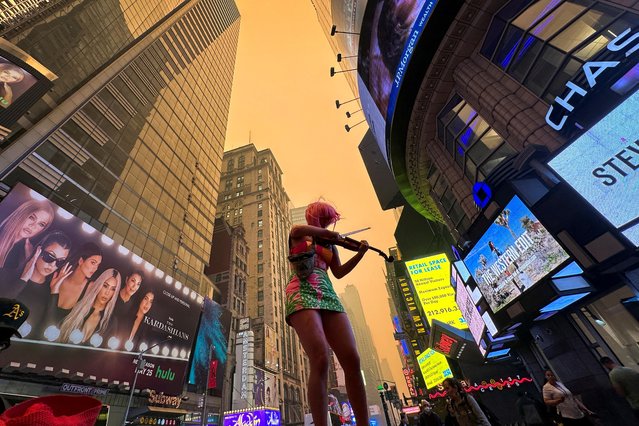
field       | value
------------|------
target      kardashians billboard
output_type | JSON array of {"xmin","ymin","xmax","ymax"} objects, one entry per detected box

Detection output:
[{"xmin": 0, "ymin": 183, "xmax": 203, "ymax": 393}]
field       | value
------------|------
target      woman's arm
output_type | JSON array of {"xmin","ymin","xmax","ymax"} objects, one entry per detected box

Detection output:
[
  {"xmin": 290, "ymin": 224, "xmax": 339, "ymax": 240},
  {"xmin": 466, "ymin": 396, "xmax": 491, "ymax": 426},
  {"xmin": 329, "ymin": 241, "xmax": 369, "ymax": 279},
  {"xmin": 575, "ymin": 397, "xmax": 593, "ymax": 415}
]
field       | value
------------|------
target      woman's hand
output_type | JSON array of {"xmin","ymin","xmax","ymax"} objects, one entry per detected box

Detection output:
[
  {"xmin": 358, "ymin": 240, "xmax": 369, "ymax": 254},
  {"xmin": 19, "ymin": 246, "xmax": 40, "ymax": 282},
  {"xmin": 50, "ymin": 262, "xmax": 73, "ymax": 293}
]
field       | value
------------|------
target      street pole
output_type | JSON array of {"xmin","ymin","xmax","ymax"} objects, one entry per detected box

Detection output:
[
  {"xmin": 201, "ymin": 345, "xmax": 215, "ymax": 426},
  {"xmin": 379, "ymin": 391, "xmax": 392, "ymax": 426},
  {"xmin": 121, "ymin": 336, "xmax": 172, "ymax": 426}
]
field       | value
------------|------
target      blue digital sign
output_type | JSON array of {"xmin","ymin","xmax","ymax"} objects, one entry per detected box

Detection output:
[
  {"xmin": 540, "ymin": 293, "xmax": 591, "ymax": 313},
  {"xmin": 549, "ymin": 88, "xmax": 639, "ymax": 246}
]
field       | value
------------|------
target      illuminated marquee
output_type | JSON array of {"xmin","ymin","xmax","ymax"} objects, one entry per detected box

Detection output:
[
  {"xmin": 428, "ymin": 376, "xmax": 533, "ymax": 399},
  {"xmin": 405, "ymin": 254, "xmax": 466, "ymax": 329},
  {"xmin": 399, "ymin": 276, "xmax": 427, "ymax": 335},
  {"xmin": 403, "ymin": 368, "xmax": 417, "ymax": 397}
]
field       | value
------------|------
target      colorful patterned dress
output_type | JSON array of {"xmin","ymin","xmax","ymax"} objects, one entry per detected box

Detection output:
[{"xmin": 285, "ymin": 239, "xmax": 345, "ymax": 325}]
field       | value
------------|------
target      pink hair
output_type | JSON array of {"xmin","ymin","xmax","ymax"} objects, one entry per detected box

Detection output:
[{"xmin": 305, "ymin": 201, "xmax": 340, "ymax": 228}]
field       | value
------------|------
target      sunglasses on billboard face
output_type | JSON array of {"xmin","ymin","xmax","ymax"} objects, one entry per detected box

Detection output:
[{"xmin": 40, "ymin": 251, "xmax": 67, "ymax": 268}]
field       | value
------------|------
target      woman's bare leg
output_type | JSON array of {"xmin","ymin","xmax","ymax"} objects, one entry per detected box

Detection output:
[
  {"xmin": 322, "ymin": 312, "xmax": 369, "ymax": 426},
  {"xmin": 289, "ymin": 310, "xmax": 331, "ymax": 426}
]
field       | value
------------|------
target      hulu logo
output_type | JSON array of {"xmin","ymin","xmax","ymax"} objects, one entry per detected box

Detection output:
[{"xmin": 155, "ymin": 366, "xmax": 175, "ymax": 381}]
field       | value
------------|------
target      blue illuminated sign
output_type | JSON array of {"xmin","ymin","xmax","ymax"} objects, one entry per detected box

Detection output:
[
  {"xmin": 540, "ymin": 293, "xmax": 591, "ymax": 313},
  {"xmin": 549, "ymin": 87, "xmax": 639, "ymax": 246},
  {"xmin": 552, "ymin": 261, "xmax": 583, "ymax": 279},
  {"xmin": 472, "ymin": 182, "xmax": 492, "ymax": 209},
  {"xmin": 486, "ymin": 348, "xmax": 511, "ymax": 359}
]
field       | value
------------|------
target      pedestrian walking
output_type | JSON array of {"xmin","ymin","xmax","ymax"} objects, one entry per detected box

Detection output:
[
  {"xmin": 542, "ymin": 370, "xmax": 594, "ymax": 426},
  {"xmin": 419, "ymin": 400, "xmax": 442, "ymax": 426},
  {"xmin": 600, "ymin": 356, "xmax": 639, "ymax": 420},
  {"xmin": 443, "ymin": 378, "xmax": 490, "ymax": 426}
]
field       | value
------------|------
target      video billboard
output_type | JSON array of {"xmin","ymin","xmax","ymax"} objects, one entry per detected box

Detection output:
[
  {"xmin": 416, "ymin": 348, "xmax": 453, "ymax": 389},
  {"xmin": 548, "ymin": 88, "xmax": 639, "ymax": 246},
  {"xmin": 405, "ymin": 253, "xmax": 466, "ymax": 329},
  {"xmin": 454, "ymin": 281, "xmax": 485, "ymax": 345},
  {"xmin": 0, "ymin": 56, "xmax": 37, "ymax": 109},
  {"xmin": 357, "ymin": 0, "xmax": 439, "ymax": 163},
  {"xmin": 464, "ymin": 196, "xmax": 569, "ymax": 313},
  {"xmin": 0, "ymin": 183, "xmax": 202, "ymax": 394},
  {"xmin": 188, "ymin": 298, "xmax": 231, "ymax": 397}
]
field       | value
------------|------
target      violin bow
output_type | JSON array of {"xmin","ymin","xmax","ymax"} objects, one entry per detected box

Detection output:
[{"xmin": 338, "ymin": 227, "xmax": 371, "ymax": 238}]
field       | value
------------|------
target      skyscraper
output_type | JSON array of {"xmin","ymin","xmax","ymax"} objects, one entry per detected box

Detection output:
[
  {"xmin": 0, "ymin": 1, "xmax": 240, "ymax": 422},
  {"xmin": 340, "ymin": 284, "xmax": 383, "ymax": 410},
  {"xmin": 0, "ymin": 0, "xmax": 240, "ymax": 297},
  {"xmin": 216, "ymin": 144, "xmax": 309, "ymax": 423}
]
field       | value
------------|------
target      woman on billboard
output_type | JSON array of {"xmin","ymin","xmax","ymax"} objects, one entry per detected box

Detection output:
[
  {"xmin": 285, "ymin": 201, "xmax": 369, "ymax": 426},
  {"xmin": 127, "ymin": 291, "xmax": 154, "ymax": 343},
  {"xmin": 46, "ymin": 242, "xmax": 103, "ymax": 325},
  {"xmin": 0, "ymin": 62, "xmax": 27, "ymax": 108},
  {"xmin": 11, "ymin": 232, "xmax": 71, "ymax": 336},
  {"xmin": 0, "ymin": 198, "xmax": 54, "ymax": 270},
  {"xmin": 59, "ymin": 268, "xmax": 121, "ymax": 344}
]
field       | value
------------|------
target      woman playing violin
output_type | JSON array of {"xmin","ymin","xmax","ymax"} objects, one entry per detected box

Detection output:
[{"xmin": 285, "ymin": 201, "xmax": 369, "ymax": 426}]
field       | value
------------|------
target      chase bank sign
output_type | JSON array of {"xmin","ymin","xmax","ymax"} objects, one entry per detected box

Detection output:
[{"xmin": 545, "ymin": 27, "xmax": 639, "ymax": 131}]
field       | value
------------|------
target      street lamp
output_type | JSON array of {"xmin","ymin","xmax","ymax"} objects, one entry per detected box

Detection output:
[{"xmin": 122, "ymin": 336, "xmax": 173, "ymax": 426}]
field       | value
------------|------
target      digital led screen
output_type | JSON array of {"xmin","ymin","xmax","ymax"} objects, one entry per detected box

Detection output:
[
  {"xmin": 188, "ymin": 298, "xmax": 231, "ymax": 397},
  {"xmin": 223, "ymin": 409, "xmax": 280, "ymax": 426},
  {"xmin": 0, "ymin": 183, "xmax": 202, "ymax": 394},
  {"xmin": 486, "ymin": 348, "xmax": 511, "ymax": 359},
  {"xmin": 463, "ymin": 196, "xmax": 570, "ymax": 313},
  {"xmin": 455, "ymin": 282, "xmax": 485, "ymax": 345},
  {"xmin": 0, "ymin": 56, "xmax": 37, "ymax": 109},
  {"xmin": 417, "ymin": 348, "xmax": 453, "ymax": 389},
  {"xmin": 539, "ymin": 293, "xmax": 591, "ymax": 313},
  {"xmin": 549, "ymin": 88, "xmax": 639, "ymax": 246},
  {"xmin": 357, "ymin": 0, "xmax": 439, "ymax": 164},
  {"xmin": 405, "ymin": 253, "xmax": 466, "ymax": 329}
]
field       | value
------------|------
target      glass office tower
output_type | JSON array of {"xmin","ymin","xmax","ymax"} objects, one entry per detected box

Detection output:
[{"xmin": 0, "ymin": 0, "xmax": 240, "ymax": 295}]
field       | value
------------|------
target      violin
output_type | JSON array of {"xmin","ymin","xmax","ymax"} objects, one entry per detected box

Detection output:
[{"xmin": 316, "ymin": 235, "xmax": 395, "ymax": 263}]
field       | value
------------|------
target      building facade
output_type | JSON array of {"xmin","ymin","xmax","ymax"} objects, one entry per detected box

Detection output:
[
  {"xmin": 205, "ymin": 217, "xmax": 249, "ymax": 413},
  {"xmin": 339, "ymin": 284, "xmax": 383, "ymax": 412},
  {"xmin": 215, "ymin": 144, "xmax": 309, "ymax": 423},
  {"xmin": 357, "ymin": 0, "xmax": 639, "ymax": 422},
  {"xmin": 0, "ymin": 0, "xmax": 241, "ymax": 423}
]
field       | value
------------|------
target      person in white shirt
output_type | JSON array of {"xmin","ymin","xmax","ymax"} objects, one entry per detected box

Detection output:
[{"xmin": 542, "ymin": 370, "xmax": 593, "ymax": 425}]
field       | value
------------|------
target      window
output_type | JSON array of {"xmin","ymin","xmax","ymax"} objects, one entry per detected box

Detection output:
[
  {"xmin": 437, "ymin": 95, "xmax": 514, "ymax": 183},
  {"xmin": 482, "ymin": 0, "xmax": 629, "ymax": 102},
  {"xmin": 258, "ymin": 202, "xmax": 263, "ymax": 209},
  {"xmin": 257, "ymin": 230, "xmax": 263, "ymax": 238},
  {"xmin": 257, "ymin": 263, "xmax": 263, "ymax": 273},
  {"xmin": 225, "ymin": 179, "xmax": 232, "ymax": 190},
  {"xmin": 258, "ymin": 290, "xmax": 263, "ymax": 301},
  {"xmin": 236, "ymin": 191, "xmax": 244, "ymax": 197},
  {"xmin": 258, "ymin": 305, "xmax": 264, "ymax": 316},
  {"xmin": 258, "ymin": 277, "xmax": 264, "ymax": 287},
  {"xmin": 257, "ymin": 252, "xmax": 263, "ymax": 260},
  {"xmin": 238, "ymin": 155, "xmax": 245, "ymax": 169},
  {"xmin": 257, "ymin": 183, "xmax": 263, "ymax": 191},
  {"xmin": 227, "ymin": 160, "xmax": 234, "ymax": 171},
  {"xmin": 258, "ymin": 209, "xmax": 263, "ymax": 217},
  {"xmin": 236, "ymin": 176, "xmax": 244, "ymax": 187},
  {"xmin": 258, "ymin": 240, "xmax": 263, "ymax": 248},
  {"xmin": 257, "ymin": 194, "xmax": 263, "ymax": 200},
  {"xmin": 258, "ymin": 219, "xmax": 263, "ymax": 227}
]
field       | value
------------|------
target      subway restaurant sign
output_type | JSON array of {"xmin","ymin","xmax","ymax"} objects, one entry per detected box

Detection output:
[{"xmin": 405, "ymin": 254, "xmax": 466, "ymax": 329}]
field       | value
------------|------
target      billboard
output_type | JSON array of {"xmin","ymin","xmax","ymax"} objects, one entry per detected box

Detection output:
[
  {"xmin": 548, "ymin": 88, "xmax": 639, "ymax": 246},
  {"xmin": 357, "ymin": 0, "xmax": 439, "ymax": 163},
  {"xmin": 0, "ymin": 39, "xmax": 57, "ymax": 133},
  {"xmin": 224, "ymin": 409, "xmax": 280, "ymax": 426},
  {"xmin": 0, "ymin": 183, "xmax": 203, "ymax": 393},
  {"xmin": 463, "ymin": 196, "xmax": 570, "ymax": 313},
  {"xmin": 454, "ymin": 279, "xmax": 485, "ymax": 345},
  {"xmin": 0, "ymin": 56, "xmax": 37, "ymax": 109},
  {"xmin": 264, "ymin": 324, "xmax": 278, "ymax": 371},
  {"xmin": 416, "ymin": 348, "xmax": 453, "ymax": 389},
  {"xmin": 405, "ymin": 253, "xmax": 466, "ymax": 329},
  {"xmin": 188, "ymin": 298, "xmax": 232, "ymax": 397}
]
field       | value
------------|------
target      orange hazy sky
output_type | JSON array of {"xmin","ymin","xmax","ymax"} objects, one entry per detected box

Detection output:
[{"xmin": 225, "ymin": 1, "xmax": 408, "ymax": 397}]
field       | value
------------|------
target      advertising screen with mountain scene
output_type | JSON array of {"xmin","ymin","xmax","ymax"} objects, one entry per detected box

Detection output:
[{"xmin": 463, "ymin": 196, "xmax": 569, "ymax": 313}]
